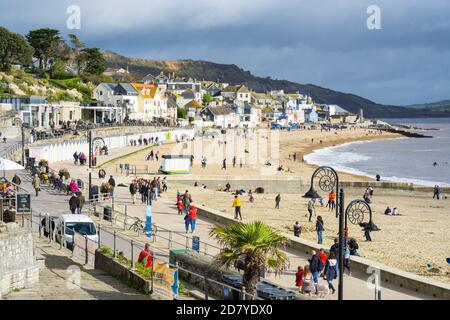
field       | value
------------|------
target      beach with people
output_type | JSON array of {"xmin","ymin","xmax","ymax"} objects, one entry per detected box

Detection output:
[{"xmin": 59, "ymin": 126, "xmax": 450, "ymax": 284}]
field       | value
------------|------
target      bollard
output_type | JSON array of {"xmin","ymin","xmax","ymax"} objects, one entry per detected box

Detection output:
[
  {"xmin": 113, "ymin": 231, "xmax": 116, "ymax": 258},
  {"xmin": 241, "ymin": 286, "xmax": 246, "ymax": 301}
]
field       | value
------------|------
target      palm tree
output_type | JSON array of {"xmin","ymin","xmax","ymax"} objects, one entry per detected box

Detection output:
[{"xmin": 210, "ymin": 221, "xmax": 289, "ymax": 296}]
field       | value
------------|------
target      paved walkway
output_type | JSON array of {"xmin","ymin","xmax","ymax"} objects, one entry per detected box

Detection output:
[
  {"xmin": 3, "ymin": 234, "xmax": 152, "ymax": 300},
  {"xmin": 9, "ymin": 142, "xmax": 439, "ymax": 300}
]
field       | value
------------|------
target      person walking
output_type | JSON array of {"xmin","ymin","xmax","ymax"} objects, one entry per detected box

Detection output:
[
  {"xmin": 327, "ymin": 191, "xmax": 336, "ymax": 211},
  {"xmin": 32, "ymin": 174, "xmax": 41, "ymax": 197},
  {"xmin": 222, "ymin": 158, "xmax": 227, "ymax": 170},
  {"xmin": 275, "ymin": 193, "xmax": 281, "ymax": 209},
  {"xmin": 77, "ymin": 192, "xmax": 85, "ymax": 214},
  {"xmin": 69, "ymin": 193, "xmax": 80, "ymax": 214},
  {"xmin": 307, "ymin": 198, "xmax": 315, "ymax": 222},
  {"xmin": 232, "ymin": 156, "xmax": 236, "ymax": 168},
  {"xmin": 344, "ymin": 244, "xmax": 351, "ymax": 275},
  {"xmin": 362, "ymin": 223, "xmax": 372, "ymax": 241},
  {"xmin": 232, "ymin": 195, "xmax": 242, "ymax": 220},
  {"xmin": 325, "ymin": 252, "xmax": 338, "ymax": 294},
  {"xmin": 12, "ymin": 173, "xmax": 21, "ymax": 191},
  {"xmin": 129, "ymin": 180, "xmax": 138, "ymax": 204},
  {"xmin": 316, "ymin": 216, "xmax": 324, "ymax": 244},
  {"xmin": 177, "ymin": 198, "xmax": 184, "ymax": 215},
  {"xmin": 433, "ymin": 185, "xmax": 441, "ymax": 200},
  {"xmin": 309, "ymin": 250, "xmax": 322, "ymax": 294},
  {"xmin": 183, "ymin": 190, "xmax": 192, "ymax": 214},
  {"xmin": 184, "ymin": 213, "xmax": 191, "ymax": 233},
  {"xmin": 293, "ymin": 221, "xmax": 301, "ymax": 237},
  {"xmin": 73, "ymin": 151, "xmax": 79, "ymax": 165},
  {"xmin": 295, "ymin": 266, "xmax": 304, "ymax": 293},
  {"xmin": 188, "ymin": 204, "xmax": 198, "ymax": 233},
  {"xmin": 108, "ymin": 175, "xmax": 116, "ymax": 197},
  {"xmin": 329, "ymin": 238, "xmax": 339, "ymax": 257}
]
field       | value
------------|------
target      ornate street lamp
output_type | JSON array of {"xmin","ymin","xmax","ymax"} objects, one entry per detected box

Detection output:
[
  {"xmin": 304, "ymin": 166, "xmax": 379, "ymax": 300},
  {"xmin": 87, "ymin": 130, "xmax": 106, "ymax": 200}
]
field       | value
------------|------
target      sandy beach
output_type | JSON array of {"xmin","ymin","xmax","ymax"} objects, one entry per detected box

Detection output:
[{"xmin": 99, "ymin": 127, "xmax": 450, "ymax": 284}]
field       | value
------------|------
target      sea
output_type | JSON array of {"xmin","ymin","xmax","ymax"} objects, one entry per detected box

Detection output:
[{"xmin": 304, "ymin": 118, "xmax": 450, "ymax": 187}]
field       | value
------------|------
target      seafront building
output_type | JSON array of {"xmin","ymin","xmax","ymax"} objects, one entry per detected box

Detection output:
[{"xmin": 1, "ymin": 70, "xmax": 358, "ymax": 130}]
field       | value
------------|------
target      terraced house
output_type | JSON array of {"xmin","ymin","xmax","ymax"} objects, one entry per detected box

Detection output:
[{"xmin": 130, "ymin": 83, "xmax": 168, "ymax": 122}]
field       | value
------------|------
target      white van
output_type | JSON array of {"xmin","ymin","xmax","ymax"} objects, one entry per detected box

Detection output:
[{"xmin": 55, "ymin": 214, "xmax": 98, "ymax": 249}]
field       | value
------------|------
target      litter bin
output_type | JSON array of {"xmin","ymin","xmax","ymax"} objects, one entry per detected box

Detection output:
[
  {"xmin": 89, "ymin": 185, "xmax": 99, "ymax": 200},
  {"xmin": 103, "ymin": 206, "xmax": 112, "ymax": 222},
  {"xmin": 222, "ymin": 274, "xmax": 243, "ymax": 300}
]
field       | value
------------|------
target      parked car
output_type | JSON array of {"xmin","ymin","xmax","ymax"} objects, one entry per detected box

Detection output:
[{"xmin": 55, "ymin": 214, "xmax": 98, "ymax": 250}]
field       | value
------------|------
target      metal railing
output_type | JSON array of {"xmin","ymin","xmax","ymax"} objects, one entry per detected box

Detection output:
[
  {"xmin": 86, "ymin": 199, "xmax": 222, "ymax": 259},
  {"xmin": 96, "ymin": 223, "xmax": 261, "ymax": 300},
  {"xmin": 115, "ymin": 164, "xmax": 149, "ymax": 176}
]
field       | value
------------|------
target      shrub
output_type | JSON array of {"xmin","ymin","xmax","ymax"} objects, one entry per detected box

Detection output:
[
  {"xmin": 58, "ymin": 168, "xmax": 70, "ymax": 179},
  {"xmin": 38, "ymin": 159, "xmax": 48, "ymax": 167}
]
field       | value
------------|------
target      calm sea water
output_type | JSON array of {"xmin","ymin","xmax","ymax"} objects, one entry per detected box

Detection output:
[{"xmin": 304, "ymin": 118, "xmax": 450, "ymax": 186}]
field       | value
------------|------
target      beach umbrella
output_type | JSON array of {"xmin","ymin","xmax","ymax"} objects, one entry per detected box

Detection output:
[{"xmin": 0, "ymin": 157, "xmax": 25, "ymax": 178}]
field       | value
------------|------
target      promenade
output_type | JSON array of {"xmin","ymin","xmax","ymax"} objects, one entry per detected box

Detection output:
[{"xmin": 9, "ymin": 140, "xmax": 438, "ymax": 300}]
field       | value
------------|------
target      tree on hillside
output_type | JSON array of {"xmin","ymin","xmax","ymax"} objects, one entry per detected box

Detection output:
[
  {"xmin": 203, "ymin": 93, "xmax": 212, "ymax": 104},
  {"xmin": 0, "ymin": 27, "xmax": 34, "ymax": 71},
  {"xmin": 210, "ymin": 221, "xmax": 289, "ymax": 295},
  {"xmin": 26, "ymin": 28, "xmax": 62, "ymax": 70},
  {"xmin": 68, "ymin": 34, "xmax": 86, "ymax": 73},
  {"xmin": 79, "ymin": 48, "xmax": 105, "ymax": 75}
]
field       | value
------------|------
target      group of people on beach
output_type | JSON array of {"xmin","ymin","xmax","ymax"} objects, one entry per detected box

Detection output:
[
  {"xmin": 145, "ymin": 150, "xmax": 160, "ymax": 161},
  {"xmin": 129, "ymin": 177, "xmax": 167, "ymax": 205}
]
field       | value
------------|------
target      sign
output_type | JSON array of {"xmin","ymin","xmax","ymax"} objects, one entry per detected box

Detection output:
[
  {"xmin": 192, "ymin": 236, "xmax": 200, "ymax": 252},
  {"xmin": 16, "ymin": 194, "xmax": 31, "ymax": 213},
  {"xmin": 152, "ymin": 259, "xmax": 178, "ymax": 300},
  {"xmin": 145, "ymin": 204, "xmax": 152, "ymax": 238}
]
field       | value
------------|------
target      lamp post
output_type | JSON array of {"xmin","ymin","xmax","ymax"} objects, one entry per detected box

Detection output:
[
  {"xmin": 304, "ymin": 166, "xmax": 378, "ymax": 301},
  {"xmin": 303, "ymin": 166, "xmax": 343, "ymax": 299},
  {"xmin": 88, "ymin": 130, "xmax": 92, "ymax": 200}
]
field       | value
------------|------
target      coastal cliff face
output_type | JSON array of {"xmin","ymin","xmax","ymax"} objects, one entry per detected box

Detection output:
[{"xmin": 104, "ymin": 51, "xmax": 449, "ymax": 119}]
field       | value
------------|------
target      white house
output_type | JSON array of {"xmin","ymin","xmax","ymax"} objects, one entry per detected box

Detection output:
[{"xmin": 201, "ymin": 106, "xmax": 237, "ymax": 128}]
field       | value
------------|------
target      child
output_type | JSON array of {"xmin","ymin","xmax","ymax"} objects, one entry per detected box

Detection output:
[
  {"xmin": 295, "ymin": 266, "xmax": 304, "ymax": 293},
  {"xmin": 177, "ymin": 199, "xmax": 184, "ymax": 215}
]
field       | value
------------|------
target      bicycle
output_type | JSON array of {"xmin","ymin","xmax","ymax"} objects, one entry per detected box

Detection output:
[{"xmin": 128, "ymin": 218, "xmax": 157, "ymax": 235}]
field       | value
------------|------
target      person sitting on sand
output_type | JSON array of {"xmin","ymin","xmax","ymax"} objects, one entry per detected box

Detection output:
[
  {"xmin": 392, "ymin": 207, "xmax": 400, "ymax": 216},
  {"xmin": 384, "ymin": 206, "xmax": 392, "ymax": 215},
  {"xmin": 225, "ymin": 183, "xmax": 231, "ymax": 192}
]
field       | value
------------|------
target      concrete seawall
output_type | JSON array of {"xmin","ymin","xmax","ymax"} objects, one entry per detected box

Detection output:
[
  {"xmin": 195, "ymin": 204, "xmax": 450, "ymax": 299},
  {"xmin": 171, "ymin": 176, "xmax": 449, "ymax": 194}
]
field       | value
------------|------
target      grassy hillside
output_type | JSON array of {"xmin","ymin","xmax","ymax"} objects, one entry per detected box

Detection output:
[
  {"xmin": 405, "ymin": 100, "xmax": 450, "ymax": 112},
  {"xmin": 104, "ymin": 51, "xmax": 449, "ymax": 119},
  {"xmin": 0, "ymin": 69, "xmax": 93, "ymax": 104}
]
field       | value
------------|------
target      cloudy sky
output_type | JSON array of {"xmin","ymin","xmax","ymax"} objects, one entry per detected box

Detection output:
[{"xmin": 1, "ymin": 0, "xmax": 449, "ymax": 105}]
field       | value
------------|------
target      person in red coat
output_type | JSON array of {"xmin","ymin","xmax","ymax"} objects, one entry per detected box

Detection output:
[
  {"xmin": 138, "ymin": 243, "xmax": 153, "ymax": 268},
  {"xmin": 189, "ymin": 204, "xmax": 198, "ymax": 233},
  {"xmin": 319, "ymin": 248, "xmax": 328, "ymax": 277},
  {"xmin": 295, "ymin": 266, "xmax": 304, "ymax": 292}
]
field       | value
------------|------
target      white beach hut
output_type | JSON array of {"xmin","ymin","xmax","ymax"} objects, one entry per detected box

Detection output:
[{"xmin": 160, "ymin": 155, "xmax": 192, "ymax": 175}]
